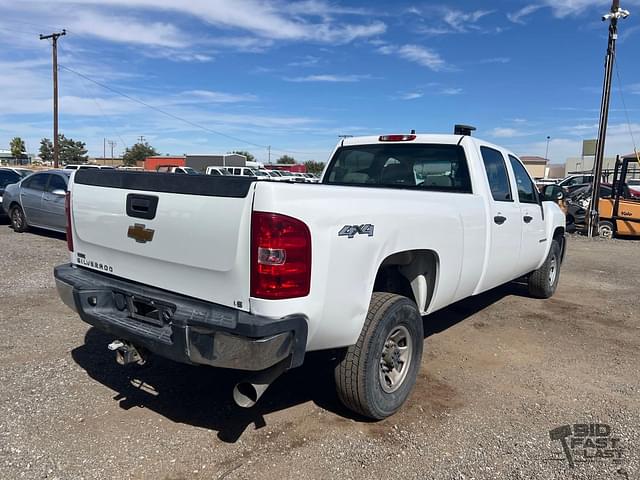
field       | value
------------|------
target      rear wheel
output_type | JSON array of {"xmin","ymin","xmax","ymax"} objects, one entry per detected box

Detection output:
[
  {"xmin": 334, "ymin": 292, "xmax": 423, "ymax": 419},
  {"xmin": 528, "ymin": 239, "xmax": 561, "ymax": 299},
  {"xmin": 10, "ymin": 205, "xmax": 28, "ymax": 233},
  {"xmin": 598, "ymin": 220, "xmax": 614, "ymax": 239}
]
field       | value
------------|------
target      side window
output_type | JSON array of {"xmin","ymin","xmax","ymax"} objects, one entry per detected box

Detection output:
[
  {"xmin": 22, "ymin": 173, "xmax": 48, "ymax": 191},
  {"xmin": 508, "ymin": 155, "xmax": 538, "ymax": 204},
  {"xmin": 0, "ymin": 171, "xmax": 20, "ymax": 188},
  {"xmin": 47, "ymin": 175, "xmax": 67, "ymax": 192},
  {"xmin": 480, "ymin": 147, "xmax": 512, "ymax": 202}
]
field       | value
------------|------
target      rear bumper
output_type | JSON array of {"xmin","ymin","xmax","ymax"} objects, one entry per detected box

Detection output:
[{"xmin": 54, "ymin": 264, "xmax": 307, "ymax": 371}]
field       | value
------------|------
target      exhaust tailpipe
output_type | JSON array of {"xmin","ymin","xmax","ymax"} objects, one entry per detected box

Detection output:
[
  {"xmin": 233, "ymin": 382, "xmax": 270, "ymax": 408},
  {"xmin": 232, "ymin": 359, "xmax": 289, "ymax": 408}
]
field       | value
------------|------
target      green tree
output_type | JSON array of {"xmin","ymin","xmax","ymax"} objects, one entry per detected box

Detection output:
[
  {"xmin": 10, "ymin": 137, "xmax": 26, "ymax": 158},
  {"xmin": 123, "ymin": 141, "xmax": 159, "ymax": 166},
  {"xmin": 39, "ymin": 135, "xmax": 88, "ymax": 164},
  {"xmin": 39, "ymin": 138, "xmax": 53, "ymax": 163},
  {"xmin": 59, "ymin": 135, "xmax": 88, "ymax": 164},
  {"xmin": 232, "ymin": 150, "xmax": 256, "ymax": 162},
  {"xmin": 277, "ymin": 155, "xmax": 296, "ymax": 164},
  {"xmin": 304, "ymin": 160, "xmax": 325, "ymax": 175}
]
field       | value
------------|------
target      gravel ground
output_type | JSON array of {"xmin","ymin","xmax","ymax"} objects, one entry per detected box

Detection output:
[{"xmin": 1, "ymin": 219, "xmax": 639, "ymax": 480}]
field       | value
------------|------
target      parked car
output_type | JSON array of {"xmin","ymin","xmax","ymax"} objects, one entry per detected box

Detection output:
[
  {"xmin": 275, "ymin": 170, "xmax": 306, "ymax": 182},
  {"xmin": 55, "ymin": 129, "xmax": 566, "ymax": 420},
  {"xmin": 223, "ymin": 166, "xmax": 270, "ymax": 180},
  {"xmin": 558, "ymin": 174, "xmax": 594, "ymax": 194},
  {"xmin": 2, "ymin": 170, "xmax": 70, "ymax": 233},
  {"xmin": 205, "ymin": 166, "xmax": 232, "ymax": 176},
  {"xmin": 0, "ymin": 167, "xmax": 32, "ymax": 216},
  {"xmin": 156, "ymin": 166, "xmax": 199, "ymax": 175}
]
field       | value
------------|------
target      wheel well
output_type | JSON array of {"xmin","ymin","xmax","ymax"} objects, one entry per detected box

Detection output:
[
  {"xmin": 553, "ymin": 227, "xmax": 566, "ymax": 261},
  {"xmin": 373, "ymin": 250, "xmax": 438, "ymax": 313}
]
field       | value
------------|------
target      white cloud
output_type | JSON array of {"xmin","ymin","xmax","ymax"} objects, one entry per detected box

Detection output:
[
  {"xmin": 68, "ymin": 11, "xmax": 189, "ymax": 48},
  {"xmin": 508, "ymin": 1, "xmax": 640, "ymax": 24},
  {"xmin": 399, "ymin": 92, "xmax": 423, "ymax": 100},
  {"xmin": 414, "ymin": 6, "xmax": 495, "ymax": 35},
  {"xmin": 179, "ymin": 90, "xmax": 257, "ymax": 103},
  {"xmin": 490, "ymin": 127, "xmax": 524, "ymax": 138},
  {"xmin": 285, "ymin": 74, "xmax": 370, "ymax": 82},
  {"xmin": 13, "ymin": 0, "xmax": 386, "ymax": 45},
  {"xmin": 502, "ymin": 122, "xmax": 640, "ymax": 163},
  {"xmin": 378, "ymin": 44, "xmax": 447, "ymax": 71},
  {"xmin": 441, "ymin": 88, "xmax": 462, "ymax": 95},
  {"xmin": 507, "ymin": 5, "xmax": 544, "ymax": 24}
]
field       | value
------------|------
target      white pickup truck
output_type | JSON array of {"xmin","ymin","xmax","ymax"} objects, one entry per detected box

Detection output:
[{"xmin": 54, "ymin": 129, "xmax": 567, "ymax": 419}]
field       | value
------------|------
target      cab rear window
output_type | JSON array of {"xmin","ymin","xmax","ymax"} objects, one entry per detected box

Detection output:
[{"xmin": 324, "ymin": 144, "xmax": 472, "ymax": 193}]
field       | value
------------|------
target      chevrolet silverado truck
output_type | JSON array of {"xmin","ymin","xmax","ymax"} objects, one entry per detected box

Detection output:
[{"xmin": 54, "ymin": 128, "xmax": 567, "ymax": 419}]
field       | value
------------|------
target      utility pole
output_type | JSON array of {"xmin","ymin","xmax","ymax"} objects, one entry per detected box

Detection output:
[
  {"xmin": 103, "ymin": 138, "xmax": 106, "ymax": 159},
  {"xmin": 137, "ymin": 135, "xmax": 146, "ymax": 144},
  {"xmin": 268, "ymin": 145, "xmax": 271, "ymax": 164},
  {"xmin": 108, "ymin": 140, "xmax": 116, "ymax": 160},
  {"xmin": 587, "ymin": 0, "xmax": 629, "ymax": 237},
  {"xmin": 40, "ymin": 30, "xmax": 66, "ymax": 168}
]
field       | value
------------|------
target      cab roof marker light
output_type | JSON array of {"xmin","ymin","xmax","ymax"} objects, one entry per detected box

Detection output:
[{"xmin": 379, "ymin": 134, "xmax": 417, "ymax": 142}]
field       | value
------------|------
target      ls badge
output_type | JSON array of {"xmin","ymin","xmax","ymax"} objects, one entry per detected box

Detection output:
[{"xmin": 128, "ymin": 223, "xmax": 155, "ymax": 243}]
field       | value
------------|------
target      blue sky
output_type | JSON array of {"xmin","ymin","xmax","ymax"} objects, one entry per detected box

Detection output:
[{"xmin": 1, "ymin": 0, "xmax": 639, "ymax": 164}]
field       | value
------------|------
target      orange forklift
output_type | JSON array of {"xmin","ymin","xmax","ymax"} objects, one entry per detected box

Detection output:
[{"xmin": 598, "ymin": 155, "xmax": 640, "ymax": 238}]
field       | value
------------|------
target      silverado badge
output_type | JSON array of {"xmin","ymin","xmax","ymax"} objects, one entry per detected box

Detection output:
[{"xmin": 128, "ymin": 223, "xmax": 155, "ymax": 243}]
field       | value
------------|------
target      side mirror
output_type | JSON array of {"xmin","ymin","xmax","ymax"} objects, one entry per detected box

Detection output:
[
  {"xmin": 51, "ymin": 189, "xmax": 66, "ymax": 196},
  {"xmin": 542, "ymin": 185, "xmax": 564, "ymax": 202}
]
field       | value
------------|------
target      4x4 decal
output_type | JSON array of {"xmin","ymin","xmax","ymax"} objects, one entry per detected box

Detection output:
[{"xmin": 338, "ymin": 224, "xmax": 375, "ymax": 238}]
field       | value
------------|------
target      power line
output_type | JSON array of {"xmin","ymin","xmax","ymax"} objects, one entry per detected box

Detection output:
[{"xmin": 58, "ymin": 64, "xmax": 306, "ymax": 155}]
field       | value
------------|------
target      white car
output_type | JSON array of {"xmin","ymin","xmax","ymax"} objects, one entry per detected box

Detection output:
[
  {"xmin": 55, "ymin": 129, "xmax": 566, "ymax": 419},
  {"xmin": 205, "ymin": 166, "xmax": 232, "ymax": 176}
]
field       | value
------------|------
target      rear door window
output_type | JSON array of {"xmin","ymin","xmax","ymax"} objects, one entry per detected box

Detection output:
[
  {"xmin": 22, "ymin": 173, "xmax": 49, "ymax": 191},
  {"xmin": 480, "ymin": 147, "xmax": 512, "ymax": 202}
]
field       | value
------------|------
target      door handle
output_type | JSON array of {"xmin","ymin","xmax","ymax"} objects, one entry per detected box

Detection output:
[
  {"xmin": 523, "ymin": 215, "xmax": 533, "ymax": 223},
  {"xmin": 494, "ymin": 215, "xmax": 507, "ymax": 225}
]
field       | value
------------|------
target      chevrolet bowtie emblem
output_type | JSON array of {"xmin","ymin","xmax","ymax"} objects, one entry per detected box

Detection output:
[{"xmin": 128, "ymin": 223, "xmax": 155, "ymax": 243}]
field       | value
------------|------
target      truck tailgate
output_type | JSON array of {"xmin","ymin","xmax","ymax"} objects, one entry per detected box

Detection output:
[{"xmin": 69, "ymin": 170, "xmax": 255, "ymax": 311}]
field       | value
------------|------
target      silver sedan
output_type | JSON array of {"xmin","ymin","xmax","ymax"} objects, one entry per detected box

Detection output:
[{"xmin": 2, "ymin": 170, "xmax": 70, "ymax": 234}]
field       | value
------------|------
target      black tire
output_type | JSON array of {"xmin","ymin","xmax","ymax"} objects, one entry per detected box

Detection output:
[
  {"xmin": 334, "ymin": 292, "xmax": 423, "ymax": 420},
  {"xmin": 10, "ymin": 205, "xmax": 28, "ymax": 233},
  {"xmin": 598, "ymin": 220, "xmax": 614, "ymax": 239},
  {"xmin": 528, "ymin": 238, "xmax": 561, "ymax": 299}
]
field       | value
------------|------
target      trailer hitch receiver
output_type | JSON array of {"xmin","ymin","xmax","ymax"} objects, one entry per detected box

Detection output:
[{"xmin": 108, "ymin": 340, "xmax": 147, "ymax": 366}]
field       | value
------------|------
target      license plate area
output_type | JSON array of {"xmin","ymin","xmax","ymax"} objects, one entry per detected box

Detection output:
[{"xmin": 113, "ymin": 290, "xmax": 175, "ymax": 327}]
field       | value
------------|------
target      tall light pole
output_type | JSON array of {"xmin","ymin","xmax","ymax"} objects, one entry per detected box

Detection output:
[
  {"xmin": 40, "ymin": 29, "xmax": 66, "ymax": 168},
  {"xmin": 587, "ymin": 0, "xmax": 629, "ymax": 237},
  {"xmin": 545, "ymin": 136, "xmax": 551, "ymax": 161}
]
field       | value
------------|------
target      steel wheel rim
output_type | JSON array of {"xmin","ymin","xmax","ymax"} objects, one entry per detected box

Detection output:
[
  {"xmin": 599, "ymin": 224, "xmax": 613, "ymax": 239},
  {"xmin": 379, "ymin": 325, "xmax": 412, "ymax": 393},
  {"xmin": 548, "ymin": 256, "xmax": 557, "ymax": 286}
]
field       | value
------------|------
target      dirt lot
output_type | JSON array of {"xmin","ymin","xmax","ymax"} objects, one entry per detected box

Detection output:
[{"xmin": 1, "ymin": 218, "xmax": 639, "ymax": 480}]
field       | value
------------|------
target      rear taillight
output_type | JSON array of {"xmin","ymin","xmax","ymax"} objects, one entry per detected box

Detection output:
[
  {"xmin": 251, "ymin": 211, "xmax": 311, "ymax": 299},
  {"xmin": 65, "ymin": 191, "xmax": 73, "ymax": 252}
]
